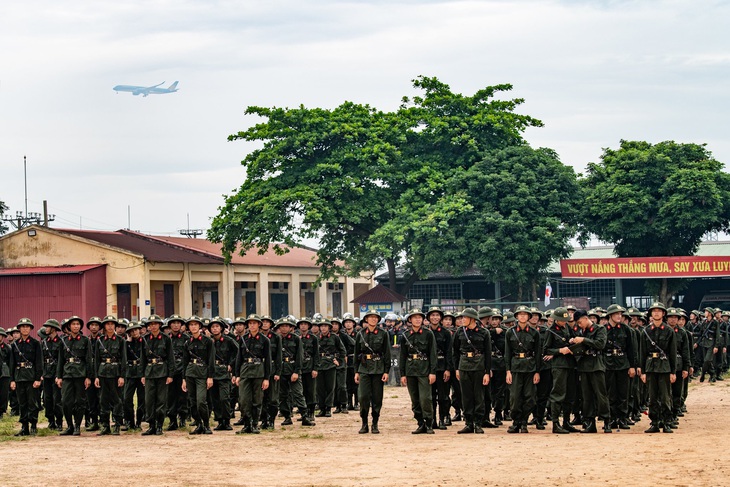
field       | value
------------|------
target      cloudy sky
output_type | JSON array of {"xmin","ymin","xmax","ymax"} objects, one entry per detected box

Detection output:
[{"xmin": 1, "ymin": 0, "xmax": 728, "ymax": 236}]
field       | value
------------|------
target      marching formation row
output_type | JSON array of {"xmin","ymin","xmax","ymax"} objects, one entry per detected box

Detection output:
[{"xmin": 2, "ymin": 300, "xmax": 722, "ymax": 436}]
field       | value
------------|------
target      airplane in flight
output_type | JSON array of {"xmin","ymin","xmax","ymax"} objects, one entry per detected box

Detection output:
[{"xmin": 113, "ymin": 81, "xmax": 179, "ymax": 97}]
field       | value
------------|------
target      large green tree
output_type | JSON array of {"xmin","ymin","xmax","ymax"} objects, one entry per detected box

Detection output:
[
  {"xmin": 209, "ymin": 77, "xmax": 542, "ymax": 294},
  {"xmin": 0, "ymin": 199, "xmax": 8, "ymax": 235},
  {"xmin": 581, "ymin": 140, "xmax": 730, "ymax": 304}
]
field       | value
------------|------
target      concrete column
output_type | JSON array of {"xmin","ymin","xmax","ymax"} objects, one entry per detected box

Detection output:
[
  {"xmin": 180, "ymin": 263, "xmax": 193, "ymax": 316},
  {"xmin": 344, "ymin": 278, "xmax": 355, "ymax": 315},
  {"xmin": 317, "ymin": 282, "xmax": 328, "ymax": 316},
  {"xmin": 257, "ymin": 271, "xmax": 269, "ymax": 316},
  {"xmin": 290, "ymin": 272, "xmax": 301, "ymax": 318},
  {"xmin": 220, "ymin": 265, "xmax": 235, "ymax": 318},
  {"xmin": 140, "ymin": 264, "xmax": 150, "ymax": 318}
]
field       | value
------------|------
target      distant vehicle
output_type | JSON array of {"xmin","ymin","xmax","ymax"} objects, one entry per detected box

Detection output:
[
  {"xmin": 698, "ymin": 292, "xmax": 730, "ymax": 313},
  {"xmin": 113, "ymin": 81, "xmax": 179, "ymax": 97}
]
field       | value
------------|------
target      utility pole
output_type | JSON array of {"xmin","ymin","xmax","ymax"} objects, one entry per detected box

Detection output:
[{"xmin": 1, "ymin": 155, "xmax": 55, "ymax": 230}]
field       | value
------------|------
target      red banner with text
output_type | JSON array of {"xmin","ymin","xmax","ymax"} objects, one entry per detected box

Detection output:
[{"xmin": 560, "ymin": 256, "xmax": 730, "ymax": 279}]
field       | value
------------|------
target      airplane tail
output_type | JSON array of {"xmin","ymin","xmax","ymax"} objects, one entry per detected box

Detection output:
[{"xmin": 169, "ymin": 81, "xmax": 179, "ymax": 90}]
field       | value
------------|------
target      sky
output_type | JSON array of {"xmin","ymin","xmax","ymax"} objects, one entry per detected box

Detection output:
[{"xmin": 1, "ymin": 0, "xmax": 729, "ymax": 237}]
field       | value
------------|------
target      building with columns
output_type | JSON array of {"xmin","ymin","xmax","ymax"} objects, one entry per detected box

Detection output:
[{"xmin": 0, "ymin": 225, "xmax": 372, "ymax": 326}]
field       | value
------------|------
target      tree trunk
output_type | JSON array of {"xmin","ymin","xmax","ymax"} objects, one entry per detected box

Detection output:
[
  {"xmin": 530, "ymin": 279, "xmax": 538, "ymax": 304},
  {"xmin": 659, "ymin": 278, "xmax": 671, "ymax": 306},
  {"xmin": 517, "ymin": 283, "xmax": 523, "ymax": 303},
  {"xmin": 386, "ymin": 258, "xmax": 397, "ymax": 292},
  {"xmin": 398, "ymin": 271, "xmax": 420, "ymax": 299}
]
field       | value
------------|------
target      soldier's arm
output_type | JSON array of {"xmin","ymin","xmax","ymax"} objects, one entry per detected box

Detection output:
[
  {"xmin": 234, "ymin": 342, "xmax": 242, "ymax": 377},
  {"xmin": 56, "ymin": 344, "xmax": 64, "ymax": 378},
  {"xmin": 668, "ymin": 329, "xmax": 678, "ymax": 372},
  {"xmin": 294, "ymin": 337, "xmax": 303, "ymax": 375},
  {"xmin": 625, "ymin": 328, "xmax": 637, "ymax": 368},
  {"xmin": 428, "ymin": 331, "xmax": 438, "ymax": 375},
  {"xmin": 312, "ymin": 336, "xmax": 320, "ymax": 371},
  {"xmin": 484, "ymin": 330, "xmax": 492, "ymax": 372},
  {"xmin": 274, "ymin": 336, "xmax": 283, "ymax": 376},
  {"xmin": 504, "ymin": 333, "xmax": 513, "ymax": 372},
  {"xmin": 544, "ymin": 332, "xmax": 559, "ymax": 357},
  {"xmin": 263, "ymin": 338, "xmax": 272, "ymax": 378},
  {"xmin": 582, "ymin": 326, "xmax": 607, "ymax": 350},
  {"xmin": 182, "ymin": 342, "xmax": 191, "ymax": 370},
  {"xmin": 534, "ymin": 330, "xmax": 542, "ymax": 372},
  {"xmin": 207, "ymin": 339, "xmax": 216, "ymax": 378},
  {"xmin": 382, "ymin": 333, "xmax": 392, "ymax": 373},
  {"xmin": 33, "ymin": 341, "xmax": 43, "ymax": 381},
  {"xmin": 451, "ymin": 332, "xmax": 460, "ymax": 370},
  {"xmin": 399, "ymin": 338, "xmax": 407, "ymax": 373},
  {"xmin": 120, "ymin": 338, "xmax": 127, "ymax": 378},
  {"xmin": 336, "ymin": 335, "xmax": 347, "ymax": 359},
  {"xmin": 165, "ymin": 336, "xmax": 175, "ymax": 370},
  {"xmin": 445, "ymin": 331, "xmax": 454, "ymax": 371},
  {"xmin": 86, "ymin": 339, "xmax": 95, "ymax": 379}
]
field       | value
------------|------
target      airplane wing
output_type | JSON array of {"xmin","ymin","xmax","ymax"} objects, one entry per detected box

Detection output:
[{"xmin": 113, "ymin": 82, "xmax": 165, "ymax": 96}]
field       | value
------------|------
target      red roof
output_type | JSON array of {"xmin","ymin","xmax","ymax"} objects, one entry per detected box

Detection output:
[
  {"xmin": 151, "ymin": 235, "xmax": 321, "ymax": 268},
  {"xmin": 0, "ymin": 264, "xmax": 105, "ymax": 276},
  {"xmin": 351, "ymin": 284, "xmax": 406, "ymax": 304},
  {"xmin": 60, "ymin": 229, "xmax": 223, "ymax": 264}
]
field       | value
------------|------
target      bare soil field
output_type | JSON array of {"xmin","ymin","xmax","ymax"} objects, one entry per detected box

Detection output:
[{"xmin": 1, "ymin": 381, "xmax": 728, "ymax": 487}]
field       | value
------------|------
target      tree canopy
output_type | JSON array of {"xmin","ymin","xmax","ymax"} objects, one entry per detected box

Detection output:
[
  {"xmin": 209, "ymin": 76, "xmax": 545, "ymax": 294},
  {"xmin": 0, "ymin": 199, "xmax": 8, "ymax": 236},
  {"xmin": 580, "ymin": 140, "xmax": 730, "ymax": 303}
]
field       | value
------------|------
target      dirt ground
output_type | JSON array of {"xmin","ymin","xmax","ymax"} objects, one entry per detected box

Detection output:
[{"xmin": 2, "ymin": 381, "xmax": 729, "ymax": 487}]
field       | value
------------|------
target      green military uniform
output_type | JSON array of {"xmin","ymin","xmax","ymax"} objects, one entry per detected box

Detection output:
[
  {"xmin": 641, "ymin": 302, "xmax": 678, "ymax": 433},
  {"xmin": 57, "ymin": 317, "xmax": 94, "ymax": 436},
  {"xmin": 699, "ymin": 309, "xmax": 719, "ymax": 382},
  {"xmin": 261, "ymin": 323, "xmax": 282, "ymax": 429},
  {"xmin": 354, "ymin": 311, "xmax": 392, "ymax": 433},
  {"xmin": 235, "ymin": 315, "xmax": 271, "ymax": 434},
  {"xmin": 166, "ymin": 315, "xmax": 189, "ymax": 430},
  {"xmin": 604, "ymin": 305, "xmax": 637, "ymax": 429},
  {"xmin": 210, "ymin": 318, "xmax": 238, "ymax": 430},
  {"xmin": 544, "ymin": 308, "xmax": 577, "ymax": 433},
  {"xmin": 667, "ymin": 308, "xmax": 691, "ymax": 426},
  {"xmin": 570, "ymin": 310, "xmax": 611, "ymax": 433},
  {"xmin": 94, "ymin": 316, "xmax": 128, "ymax": 435},
  {"xmin": 504, "ymin": 307, "xmax": 542, "ymax": 433},
  {"xmin": 141, "ymin": 315, "xmax": 175, "ymax": 435},
  {"xmin": 316, "ymin": 321, "xmax": 347, "ymax": 416},
  {"xmin": 123, "ymin": 322, "xmax": 146, "ymax": 429},
  {"xmin": 276, "ymin": 318, "xmax": 310, "ymax": 425},
  {"xmin": 429, "ymin": 307, "xmax": 454, "ymax": 430},
  {"xmin": 452, "ymin": 308, "xmax": 491, "ymax": 434},
  {"xmin": 298, "ymin": 318, "xmax": 320, "ymax": 422},
  {"xmin": 40, "ymin": 319, "xmax": 64, "ymax": 430},
  {"xmin": 489, "ymin": 311, "xmax": 509, "ymax": 425},
  {"xmin": 85, "ymin": 317, "xmax": 102, "ymax": 431},
  {"xmin": 10, "ymin": 318, "xmax": 43, "ymax": 436},
  {"xmin": 182, "ymin": 316, "xmax": 215, "ymax": 435},
  {"xmin": 0, "ymin": 329, "xmax": 11, "ymax": 420},
  {"xmin": 399, "ymin": 309, "xmax": 438, "ymax": 434}
]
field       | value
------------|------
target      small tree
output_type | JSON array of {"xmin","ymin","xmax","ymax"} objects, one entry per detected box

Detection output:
[
  {"xmin": 581, "ymin": 140, "xmax": 730, "ymax": 304},
  {"xmin": 0, "ymin": 200, "xmax": 8, "ymax": 236}
]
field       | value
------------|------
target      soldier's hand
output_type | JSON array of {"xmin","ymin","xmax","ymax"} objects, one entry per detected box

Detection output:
[
  {"xmin": 495, "ymin": 328, "xmax": 503, "ymax": 334},
  {"xmin": 640, "ymin": 374, "xmax": 647, "ymax": 384},
  {"xmin": 682, "ymin": 370, "xmax": 689, "ymax": 379},
  {"xmin": 94, "ymin": 378, "xmax": 100, "ymax": 388},
  {"xmin": 381, "ymin": 373, "xmax": 388, "ymax": 383},
  {"xmin": 482, "ymin": 374, "xmax": 490, "ymax": 386},
  {"xmin": 533, "ymin": 372, "xmax": 540, "ymax": 385},
  {"xmin": 559, "ymin": 347, "xmax": 572, "ymax": 355},
  {"xmin": 354, "ymin": 373, "xmax": 360, "ymax": 384},
  {"xmin": 291, "ymin": 373, "xmax": 299, "ymax": 382},
  {"xmin": 55, "ymin": 378, "xmax": 62, "ymax": 388},
  {"xmin": 333, "ymin": 359, "xmax": 339, "ymax": 367},
  {"xmin": 455, "ymin": 370, "xmax": 460, "ymax": 381},
  {"xmin": 182, "ymin": 379, "xmax": 188, "ymax": 393},
  {"xmin": 262, "ymin": 379, "xmax": 269, "ymax": 391},
  {"xmin": 693, "ymin": 343, "xmax": 698, "ymax": 349},
  {"xmin": 506, "ymin": 371, "xmax": 512, "ymax": 385},
  {"xmin": 32, "ymin": 380, "xmax": 41, "ymax": 389},
  {"xmin": 670, "ymin": 373, "xmax": 677, "ymax": 384},
  {"xmin": 714, "ymin": 347, "xmax": 719, "ymax": 354},
  {"xmin": 166, "ymin": 377, "xmax": 173, "ymax": 385},
  {"xmin": 443, "ymin": 370, "xmax": 450, "ymax": 382},
  {"xmin": 637, "ymin": 368, "xmax": 641, "ymax": 375},
  {"xmin": 312, "ymin": 371, "xmax": 318, "ymax": 379},
  {"xmin": 400, "ymin": 376, "xmax": 407, "ymax": 387},
  {"xmin": 572, "ymin": 337, "xmax": 584, "ymax": 344},
  {"xmin": 141, "ymin": 377, "xmax": 146, "ymax": 386},
  {"xmin": 689, "ymin": 367, "xmax": 694, "ymax": 376},
  {"xmin": 84, "ymin": 378, "xmax": 91, "ymax": 389},
  {"xmin": 207, "ymin": 378, "xmax": 213, "ymax": 389},
  {"xmin": 9, "ymin": 381, "xmax": 15, "ymax": 391},
  {"xmin": 628, "ymin": 368, "xmax": 636, "ymax": 378},
  {"xmin": 118, "ymin": 378, "xmax": 125, "ymax": 387},
  {"xmin": 428, "ymin": 374, "xmax": 436, "ymax": 385},
  {"xmin": 274, "ymin": 375, "xmax": 280, "ymax": 381}
]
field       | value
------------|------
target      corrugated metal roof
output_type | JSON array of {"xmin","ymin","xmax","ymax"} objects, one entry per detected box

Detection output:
[
  {"xmin": 0, "ymin": 264, "xmax": 105, "ymax": 276},
  {"xmin": 351, "ymin": 284, "xmax": 406, "ymax": 304},
  {"xmin": 60, "ymin": 229, "xmax": 223, "ymax": 264},
  {"xmin": 153, "ymin": 235, "xmax": 321, "ymax": 268}
]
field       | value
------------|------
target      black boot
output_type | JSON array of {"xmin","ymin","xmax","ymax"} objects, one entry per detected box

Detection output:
[
  {"xmin": 202, "ymin": 419, "xmax": 213, "ymax": 434},
  {"xmin": 112, "ymin": 424, "xmax": 121, "ymax": 435},
  {"xmin": 48, "ymin": 420, "xmax": 57, "ymax": 430},
  {"xmin": 457, "ymin": 423, "xmax": 474, "ymax": 434},
  {"xmin": 359, "ymin": 418, "xmax": 369, "ymax": 434},
  {"xmin": 60, "ymin": 426, "xmax": 75, "ymax": 436},
  {"xmin": 251, "ymin": 408, "xmax": 261, "ymax": 434},
  {"xmin": 87, "ymin": 419, "xmax": 100, "ymax": 432},
  {"xmin": 166, "ymin": 418, "xmax": 178, "ymax": 431},
  {"xmin": 98, "ymin": 423, "xmax": 112, "ymax": 436},
  {"xmin": 451, "ymin": 411, "xmax": 462, "ymax": 422},
  {"xmin": 618, "ymin": 418, "xmax": 631, "ymax": 430},
  {"xmin": 333, "ymin": 405, "xmax": 342, "ymax": 414},
  {"xmin": 281, "ymin": 416, "xmax": 293, "ymax": 426},
  {"xmin": 412, "ymin": 421, "xmax": 427, "ymax": 434},
  {"xmin": 214, "ymin": 421, "xmax": 227, "ymax": 431},
  {"xmin": 507, "ymin": 422, "xmax": 520, "ymax": 433},
  {"xmin": 662, "ymin": 422, "xmax": 673, "ymax": 433},
  {"xmin": 645, "ymin": 422, "xmax": 660, "ymax": 433},
  {"xmin": 121, "ymin": 421, "xmax": 130, "ymax": 432},
  {"xmin": 141, "ymin": 422, "xmax": 156, "ymax": 436},
  {"xmin": 535, "ymin": 417, "xmax": 546, "ymax": 430},
  {"xmin": 74, "ymin": 415, "xmax": 83, "ymax": 436},
  {"xmin": 602, "ymin": 421, "xmax": 612, "ymax": 433},
  {"xmin": 340, "ymin": 403, "xmax": 349, "ymax": 414},
  {"xmin": 581, "ymin": 420, "xmax": 597, "ymax": 433},
  {"xmin": 29, "ymin": 423, "xmax": 37, "ymax": 435},
  {"xmin": 494, "ymin": 411, "xmax": 503, "ymax": 426},
  {"xmin": 570, "ymin": 414, "xmax": 582, "ymax": 425},
  {"xmin": 563, "ymin": 414, "xmax": 579, "ymax": 433},
  {"xmin": 371, "ymin": 415, "xmax": 380, "ymax": 434},
  {"xmin": 444, "ymin": 414, "xmax": 452, "ymax": 426},
  {"xmin": 234, "ymin": 416, "xmax": 246, "ymax": 426},
  {"xmin": 425, "ymin": 420, "xmax": 435, "ymax": 434},
  {"xmin": 189, "ymin": 424, "xmax": 204, "ymax": 435},
  {"xmin": 56, "ymin": 420, "xmax": 64, "ymax": 432},
  {"xmin": 553, "ymin": 421, "xmax": 569, "ymax": 434},
  {"xmin": 437, "ymin": 418, "xmax": 448, "ymax": 430},
  {"xmin": 474, "ymin": 423, "xmax": 484, "ymax": 434},
  {"xmin": 14, "ymin": 423, "xmax": 29, "ymax": 436},
  {"xmin": 519, "ymin": 423, "xmax": 529, "ymax": 433}
]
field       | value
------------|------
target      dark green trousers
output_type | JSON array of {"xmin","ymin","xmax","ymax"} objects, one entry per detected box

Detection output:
[
  {"xmin": 239, "ymin": 377, "xmax": 264, "ymax": 422},
  {"xmin": 302, "ymin": 373, "xmax": 317, "ymax": 409},
  {"xmin": 16, "ymin": 381, "xmax": 39, "ymax": 425},
  {"xmin": 647, "ymin": 373, "xmax": 672, "ymax": 424},
  {"xmin": 606, "ymin": 368, "xmax": 629, "ymax": 421},
  {"xmin": 335, "ymin": 367, "xmax": 347, "ymax": 407},
  {"xmin": 61, "ymin": 377, "xmax": 87, "ymax": 427},
  {"xmin": 211, "ymin": 378, "xmax": 231, "ymax": 422},
  {"xmin": 358, "ymin": 373, "xmax": 384, "ymax": 420},
  {"xmin": 509, "ymin": 372, "xmax": 536, "ymax": 424},
  {"xmin": 459, "ymin": 370, "xmax": 485, "ymax": 425},
  {"xmin": 144, "ymin": 377, "xmax": 168, "ymax": 427},
  {"xmin": 262, "ymin": 375, "xmax": 280, "ymax": 421},
  {"xmin": 186, "ymin": 376, "xmax": 209, "ymax": 426},
  {"xmin": 316, "ymin": 368, "xmax": 337, "ymax": 410},
  {"xmin": 166, "ymin": 374, "xmax": 188, "ymax": 421},
  {"xmin": 580, "ymin": 371, "xmax": 610, "ymax": 422},
  {"xmin": 549, "ymin": 368, "xmax": 576, "ymax": 420},
  {"xmin": 406, "ymin": 376, "xmax": 433, "ymax": 424},
  {"xmin": 99, "ymin": 377, "xmax": 123, "ymax": 425},
  {"xmin": 123, "ymin": 377, "xmax": 145, "ymax": 425},
  {"xmin": 279, "ymin": 375, "xmax": 307, "ymax": 417}
]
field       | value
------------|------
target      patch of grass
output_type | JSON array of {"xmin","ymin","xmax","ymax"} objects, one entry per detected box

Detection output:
[
  {"xmin": 390, "ymin": 395, "xmax": 398, "ymax": 399},
  {"xmin": 282, "ymin": 432, "xmax": 324, "ymax": 440}
]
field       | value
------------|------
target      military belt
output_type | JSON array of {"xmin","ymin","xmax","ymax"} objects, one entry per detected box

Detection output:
[
  {"xmin": 584, "ymin": 350, "xmax": 602, "ymax": 357},
  {"xmin": 491, "ymin": 351, "xmax": 503, "ymax": 358},
  {"xmin": 67, "ymin": 357, "xmax": 83, "ymax": 364},
  {"xmin": 102, "ymin": 358, "xmax": 119, "ymax": 365},
  {"xmin": 462, "ymin": 352, "xmax": 482, "ymax": 358},
  {"xmin": 437, "ymin": 354, "xmax": 445, "ymax": 360},
  {"xmin": 649, "ymin": 352, "xmax": 663, "ymax": 359},
  {"xmin": 408, "ymin": 353, "xmax": 427, "ymax": 361},
  {"xmin": 128, "ymin": 359, "xmax": 140, "ymax": 366},
  {"xmin": 605, "ymin": 349, "xmax": 624, "ymax": 357},
  {"xmin": 190, "ymin": 358, "xmax": 206, "ymax": 366},
  {"xmin": 215, "ymin": 359, "xmax": 225, "ymax": 366},
  {"xmin": 44, "ymin": 358, "xmax": 56, "ymax": 364},
  {"xmin": 149, "ymin": 358, "xmax": 165, "ymax": 365},
  {"xmin": 283, "ymin": 357, "xmax": 294, "ymax": 363},
  {"xmin": 245, "ymin": 358, "xmax": 262, "ymax": 364},
  {"xmin": 364, "ymin": 353, "xmax": 381, "ymax": 361},
  {"xmin": 513, "ymin": 352, "xmax": 534, "ymax": 359},
  {"xmin": 16, "ymin": 361, "xmax": 34, "ymax": 369}
]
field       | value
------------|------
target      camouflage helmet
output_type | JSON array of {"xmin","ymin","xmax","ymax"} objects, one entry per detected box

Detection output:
[
  {"xmin": 552, "ymin": 307, "xmax": 570, "ymax": 323},
  {"xmin": 460, "ymin": 308, "xmax": 479, "ymax": 320},
  {"xmin": 426, "ymin": 306, "xmax": 444, "ymax": 318},
  {"xmin": 605, "ymin": 304, "xmax": 626, "ymax": 316},
  {"xmin": 502, "ymin": 312, "xmax": 516, "ymax": 324},
  {"xmin": 666, "ymin": 307, "xmax": 682, "ymax": 317},
  {"xmin": 405, "ymin": 308, "xmax": 426, "ymax": 322},
  {"xmin": 648, "ymin": 302, "xmax": 667, "ymax": 313},
  {"xmin": 477, "ymin": 307, "xmax": 493, "ymax": 319},
  {"xmin": 360, "ymin": 310, "xmax": 380, "ymax": 321},
  {"xmin": 513, "ymin": 305, "xmax": 531, "ymax": 318},
  {"xmin": 43, "ymin": 318, "xmax": 62, "ymax": 332}
]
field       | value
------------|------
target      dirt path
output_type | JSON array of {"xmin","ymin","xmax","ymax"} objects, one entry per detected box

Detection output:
[{"xmin": 2, "ymin": 381, "xmax": 728, "ymax": 486}]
